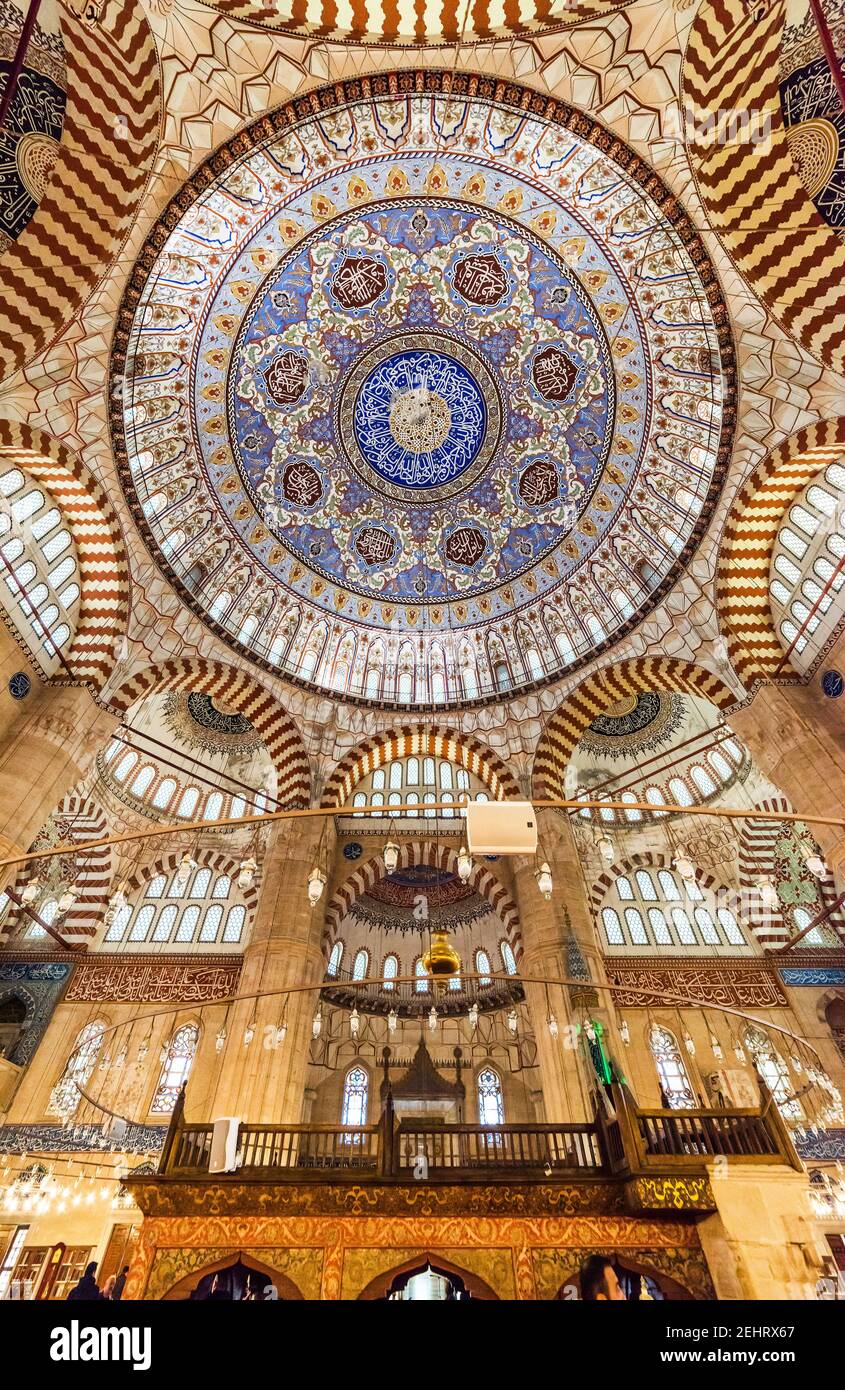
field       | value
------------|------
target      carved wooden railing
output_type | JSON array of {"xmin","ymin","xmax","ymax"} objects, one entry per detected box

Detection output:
[
  {"xmin": 608, "ymin": 1078, "xmax": 803, "ymax": 1174},
  {"xmin": 392, "ymin": 1121, "xmax": 603, "ymax": 1175},
  {"xmin": 157, "ymin": 1081, "xmax": 801, "ymax": 1180},
  {"xmin": 168, "ymin": 1122, "xmax": 381, "ymax": 1177}
]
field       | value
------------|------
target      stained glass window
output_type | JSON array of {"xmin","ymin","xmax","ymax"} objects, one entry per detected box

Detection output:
[
  {"xmin": 327, "ymin": 941, "xmax": 343, "ymax": 977},
  {"xmin": 477, "ymin": 1067, "xmax": 504, "ymax": 1125},
  {"xmin": 501, "ymin": 941, "xmax": 517, "ymax": 975},
  {"xmin": 341, "ymin": 1066, "xmax": 368, "ymax": 1126},
  {"xmin": 476, "ymin": 949, "xmax": 492, "ymax": 986},
  {"xmin": 50, "ymin": 1021, "xmax": 105, "ymax": 1116},
  {"xmin": 649, "ymin": 1026, "xmax": 695, "ymax": 1108},
  {"xmin": 151, "ymin": 1024, "xmax": 199, "ymax": 1114},
  {"xmin": 744, "ymin": 1027, "xmax": 802, "ymax": 1119}
]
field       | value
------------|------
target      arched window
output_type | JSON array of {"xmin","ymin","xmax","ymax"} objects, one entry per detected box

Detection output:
[
  {"xmin": 151, "ymin": 1024, "xmax": 199, "ymax": 1114},
  {"xmin": 668, "ymin": 777, "xmax": 693, "ymax": 807},
  {"xmin": 501, "ymin": 941, "xmax": 517, "ymax": 975},
  {"xmin": 177, "ymin": 786, "xmax": 200, "ymax": 818},
  {"xmin": 635, "ymin": 871, "xmax": 657, "ymax": 900},
  {"xmin": 477, "ymin": 1067, "xmax": 504, "ymax": 1125},
  {"xmin": 223, "ymin": 905, "xmax": 245, "ymax": 943},
  {"xmin": 648, "ymin": 908, "xmax": 673, "ymax": 945},
  {"xmin": 744, "ymin": 1027, "xmax": 802, "ymax": 1119},
  {"xmin": 649, "ymin": 1026, "xmax": 695, "ymax": 1109},
  {"xmin": 327, "ymin": 942, "xmax": 343, "ymax": 977},
  {"xmin": 152, "ymin": 904, "xmax": 178, "ymax": 942},
  {"xmin": 352, "ymin": 949, "xmax": 368, "ymax": 981},
  {"xmin": 199, "ymin": 905, "xmax": 223, "ymax": 942},
  {"xmin": 414, "ymin": 958, "xmax": 429, "ymax": 993},
  {"xmin": 476, "ymin": 949, "xmax": 492, "ymax": 987},
  {"xmin": 694, "ymin": 908, "xmax": 720, "ymax": 944},
  {"xmin": 50, "ymin": 1020, "xmax": 105, "ymax": 1116},
  {"xmin": 690, "ymin": 764, "xmax": 716, "ymax": 797},
  {"xmin": 670, "ymin": 908, "xmax": 696, "ymax": 944},
  {"xmin": 624, "ymin": 908, "xmax": 648, "ymax": 944},
  {"xmin": 174, "ymin": 905, "xmax": 200, "ymax": 942},
  {"xmin": 382, "ymin": 954, "xmax": 398, "ymax": 990},
  {"xmin": 152, "ymin": 778, "xmax": 177, "ymax": 811},
  {"xmin": 128, "ymin": 904, "xmax": 155, "ymax": 942},
  {"xmin": 341, "ymin": 1065, "xmax": 368, "ymax": 1127},
  {"xmin": 114, "ymin": 751, "xmax": 137, "ymax": 783},
  {"xmin": 792, "ymin": 906, "xmax": 838, "ymax": 948},
  {"xmin": 190, "ymin": 868, "xmax": 212, "ymax": 898},
  {"xmin": 602, "ymin": 907, "xmax": 625, "ymax": 944},
  {"xmin": 131, "ymin": 764, "xmax": 155, "ymax": 797}
]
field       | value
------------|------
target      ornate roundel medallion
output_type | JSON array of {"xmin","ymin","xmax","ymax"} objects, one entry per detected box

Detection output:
[
  {"xmin": 111, "ymin": 73, "xmax": 735, "ymax": 707},
  {"xmin": 340, "ymin": 333, "xmax": 501, "ymax": 502}
]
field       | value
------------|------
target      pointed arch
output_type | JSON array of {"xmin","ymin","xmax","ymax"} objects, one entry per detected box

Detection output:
[
  {"xmin": 321, "ymin": 726, "xmax": 519, "ymax": 808},
  {"xmin": 684, "ymin": 0, "xmax": 845, "ymax": 375},
  {"xmin": 323, "ymin": 841, "xmax": 521, "ymax": 956},
  {"xmin": 532, "ymin": 659, "xmax": 737, "ymax": 800},
  {"xmin": 109, "ymin": 660, "xmax": 310, "ymax": 807},
  {"xmin": 1, "ymin": 791, "xmax": 110, "ymax": 944},
  {"xmin": 0, "ymin": 0, "xmax": 159, "ymax": 380},
  {"xmin": 715, "ymin": 418, "xmax": 845, "ymax": 686},
  {"xmin": 0, "ymin": 423, "xmax": 130, "ymax": 689}
]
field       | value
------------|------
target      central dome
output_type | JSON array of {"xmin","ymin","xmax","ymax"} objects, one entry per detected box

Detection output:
[{"xmin": 111, "ymin": 75, "xmax": 735, "ymax": 706}]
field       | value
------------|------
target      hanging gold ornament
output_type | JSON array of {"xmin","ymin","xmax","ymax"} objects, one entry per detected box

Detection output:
[{"xmin": 422, "ymin": 930, "xmax": 461, "ymax": 991}]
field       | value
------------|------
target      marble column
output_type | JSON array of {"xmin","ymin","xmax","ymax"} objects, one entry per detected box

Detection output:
[
  {"xmin": 511, "ymin": 811, "xmax": 605, "ymax": 1123},
  {"xmin": 209, "ymin": 813, "xmax": 331, "ymax": 1124},
  {"xmin": 0, "ymin": 683, "xmax": 118, "ymax": 880},
  {"xmin": 730, "ymin": 679, "xmax": 845, "ymax": 886},
  {"xmin": 0, "ymin": 622, "xmax": 39, "ymax": 743}
]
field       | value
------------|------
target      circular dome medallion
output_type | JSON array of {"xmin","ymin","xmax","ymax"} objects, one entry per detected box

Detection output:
[
  {"xmin": 111, "ymin": 75, "xmax": 735, "ymax": 706},
  {"xmin": 340, "ymin": 334, "xmax": 502, "ymax": 502}
]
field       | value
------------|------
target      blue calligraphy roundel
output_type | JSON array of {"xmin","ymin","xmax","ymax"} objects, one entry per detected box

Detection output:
[{"xmin": 353, "ymin": 349, "xmax": 487, "ymax": 491}]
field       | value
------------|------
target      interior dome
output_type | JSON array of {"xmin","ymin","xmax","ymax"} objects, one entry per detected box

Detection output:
[{"xmin": 111, "ymin": 76, "xmax": 735, "ymax": 708}]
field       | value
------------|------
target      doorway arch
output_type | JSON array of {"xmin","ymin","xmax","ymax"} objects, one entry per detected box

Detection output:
[{"xmin": 358, "ymin": 1252, "xmax": 500, "ymax": 1300}]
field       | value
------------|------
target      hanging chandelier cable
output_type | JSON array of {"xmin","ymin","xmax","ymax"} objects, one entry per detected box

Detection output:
[{"xmin": 3, "ymin": 794, "xmax": 845, "ymax": 873}]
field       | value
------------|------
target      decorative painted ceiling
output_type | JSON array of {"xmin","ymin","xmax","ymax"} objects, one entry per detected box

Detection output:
[
  {"xmin": 188, "ymin": 0, "xmax": 634, "ymax": 45},
  {"xmin": 112, "ymin": 72, "xmax": 735, "ymax": 708},
  {"xmin": 0, "ymin": 0, "xmax": 66, "ymax": 248}
]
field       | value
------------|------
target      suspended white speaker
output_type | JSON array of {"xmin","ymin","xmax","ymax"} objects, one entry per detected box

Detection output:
[
  {"xmin": 209, "ymin": 1116, "xmax": 241, "ymax": 1173},
  {"xmin": 465, "ymin": 801, "xmax": 538, "ymax": 855}
]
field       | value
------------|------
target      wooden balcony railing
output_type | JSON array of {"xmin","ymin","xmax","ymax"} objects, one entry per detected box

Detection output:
[
  {"xmin": 157, "ymin": 1080, "xmax": 801, "ymax": 1181},
  {"xmin": 393, "ymin": 1122, "xmax": 603, "ymax": 1175}
]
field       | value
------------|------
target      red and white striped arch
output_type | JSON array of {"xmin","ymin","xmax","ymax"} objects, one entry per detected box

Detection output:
[
  {"xmin": 590, "ymin": 850, "xmax": 722, "ymax": 914},
  {"xmin": 715, "ymin": 417, "xmax": 845, "ymax": 687},
  {"xmin": 321, "ymin": 725, "xmax": 520, "ymax": 809},
  {"xmin": 0, "ymin": 423, "xmax": 130, "ymax": 690},
  {"xmin": 1, "ymin": 792, "xmax": 110, "ymax": 944},
  {"xmin": 533, "ymin": 658, "xmax": 738, "ymax": 801},
  {"xmin": 109, "ymin": 659, "xmax": 311, "ymax": 809},
  {"xmin": 121, "ymin": 847, "xmax": 260, "ymax": 921},
  {"xmin": 324, "ymin": 840, "xmax": 522, "ymax": 958}
]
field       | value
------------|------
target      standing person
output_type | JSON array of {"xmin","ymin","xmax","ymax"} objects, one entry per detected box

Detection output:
[
  {"xmin": 112, "ymin": 1266, "xmax": 129, "ymax": 1301},
  {"xmin": 579, "ymin": 1255, "xmax": 626, "ymax": 1301},
  {"xmin": 66, "ymin": 1261, "xmax": 102, "ymax": 1301},
  {"xmin": 102, "ymin": 1274, "xmax": 117, "ymax": 1300}
]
